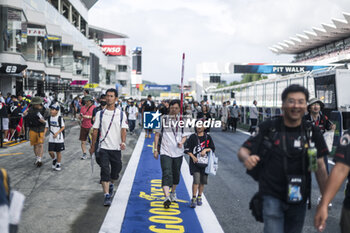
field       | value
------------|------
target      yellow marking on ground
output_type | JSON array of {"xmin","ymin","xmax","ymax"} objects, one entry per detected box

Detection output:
[
  {"xmin": 139, "ymin": 191, "xmax": 188, "ymax": 203},
  {"xmin": 7, "ymin": 140, "xmax": 28, "ymax": 147},
  {"xmin": 0, "ymin": 152, "xmax": 24, "ymax": 157}
]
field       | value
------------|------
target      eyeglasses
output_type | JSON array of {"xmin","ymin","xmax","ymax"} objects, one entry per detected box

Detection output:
[{"xmin": 285, "ymin": 98, "xmax": 306, "ymax": 106}]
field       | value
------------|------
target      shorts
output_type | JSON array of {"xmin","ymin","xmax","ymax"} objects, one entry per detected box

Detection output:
[
  {"xmin": 98, "ymin": 149, "xmax": 122, "ymax": 182},
  {"xmin": 48, "ymin": 142, "xmax": 65, "ymax": 152},
  {"xmin": 193, "ymin": 172, "xmax": 208, "ymax": 185},
  {"xmin": 29, "ymin": 130, "xmax": 45, "ymax": 146},
  {"xmin": 79, "ymin": 127, "xmax": 90, "ymax": 141},
  {"xmin": 340, "ymin": 206, "xmax": 350, "ymax": 233},
  {"xmin": 1, "ymin": 118, "xmax": 9, "ymax": 130}
]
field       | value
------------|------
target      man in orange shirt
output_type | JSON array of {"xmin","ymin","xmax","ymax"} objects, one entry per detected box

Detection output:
[{"xmin": 79, "ymin": 95, "xmax": 95, "ymax": 160}]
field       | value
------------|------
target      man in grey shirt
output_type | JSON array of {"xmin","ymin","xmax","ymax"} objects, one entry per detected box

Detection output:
[{"xmin": 228, "ymin": 101, "xmax": 241, "ymax": 132}]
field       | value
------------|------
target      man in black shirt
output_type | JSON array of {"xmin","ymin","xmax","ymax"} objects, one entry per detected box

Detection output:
[
  {"xmin": 238, "ymin": 84, "xmax": 329, "ymax": 233},
  {"xmin": 315, "ymin": 130, "xmax": 350, "ymax": 233},
  {"xmin": 142, "ymin": 95, "xmax": 155, "ymax": 138}
]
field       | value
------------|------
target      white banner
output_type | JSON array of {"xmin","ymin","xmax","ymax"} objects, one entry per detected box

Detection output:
[{"xmin": 27, "ymin": 28, "xmax": 46, "ymax": 37}]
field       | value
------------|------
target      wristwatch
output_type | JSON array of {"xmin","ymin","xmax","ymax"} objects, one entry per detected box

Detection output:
[{"xmin": 121, "ymin": 142, "xmax": 126, "ymax": 146}]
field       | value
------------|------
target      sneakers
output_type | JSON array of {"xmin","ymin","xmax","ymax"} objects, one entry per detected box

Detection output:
[
  {"xmin": 197, "ymin": 196, "xmax": 203, "ymax": 206},
  {"xmin": 190, "ymin": 198, "xmax": 197, "ymax": 208},
  {"xmin": 163, "ymin": 196, "xmax": 171, "ymax": 209},
  {"xmin": 35, "ymin": 157, "xmax": 42, "ymax": 167},
  {"xmin": 170, "ymin": 192, "xmax": 177, "ymax": 202},
  {"xmin": 52, "ymin": 159, "xmax": 57, "ymax": 169},
  {"xmin": 104, "ymin": 194, "xmax": 112, "ymax": 206},
  {"xmin": 55, "ymin": 164, "xmax": 61, "ymax": 171},
  {"xmin": 3, "ymin": 138, "xmax": 8, "ymax": 142},
  {"xmin": 109, "ymin": 183, "xmax": 114, "ymax": 196},
  {"xmin": 81, "ymin": 153, "xmax": 87, "ymax": 160}
]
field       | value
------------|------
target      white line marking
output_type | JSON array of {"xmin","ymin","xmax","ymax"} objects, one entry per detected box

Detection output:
[
  {"xmin": 181, "ymin": 158, "xmax": 225, "ymax": 233},
  {"xmin": 99, "ymin": 132, "xmax": 145, "ymax": 233},
  {"xmin": 237, "ymin": 128, "xmax": 251, "ymax": 136}
]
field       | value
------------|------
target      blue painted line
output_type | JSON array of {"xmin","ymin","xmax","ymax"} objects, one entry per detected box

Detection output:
[{"xmin": 120, "ymin": 135, "xmax": 203, "ymax": 233}]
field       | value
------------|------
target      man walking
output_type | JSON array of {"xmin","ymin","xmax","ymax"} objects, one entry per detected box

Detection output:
[
  {"xmin": 219, "ymin": 101, "xmax": 229, "ymax": 131},
  {"xmin": 90, "ymin": 88, "xmax": 128, "ymax": 206},
  {"xmin": 228, "ymin": 101, "xmax": 241, "ymax": 132},
  {"xmin": 142, "ymin": 95, "xmax": 155, "ymax": 138},
  {"xmin": 79, "ymin": 95, "xmax": 95, "ymax": 160},
  {"xmin": 238, "ymin": 85, "xmax": 329, "ymax": 233},
  {"xmin": 24, "ymin": 97, "xmax": 48, "ymax": 167},
  {"xmin": 249, "ymin": 100, "xmax": 259, "ymax": 134},
  {"xmin": 126, "ymin": 99, "xmax": 138, "ymax": 135},
  {"xmin": 154, "ymin": 100, "xmax": 190, "ymax": 208}
]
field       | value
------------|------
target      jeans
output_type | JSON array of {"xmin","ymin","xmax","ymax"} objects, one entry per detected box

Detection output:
[
  {"xmin": 263, "ymin": 195, "xmax": 306, "ymax": 233},
  {"xmin": 129, "ymin": 120, "xmax": 136, "ymax": 132}
]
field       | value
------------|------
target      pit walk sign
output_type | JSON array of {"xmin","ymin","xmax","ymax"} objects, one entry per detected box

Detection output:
[{"xmin": 84, "ymin": 83, "xmax": 99, "ymax": 89}]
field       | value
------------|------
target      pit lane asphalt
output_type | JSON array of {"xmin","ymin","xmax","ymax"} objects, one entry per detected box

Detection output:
[
  {"xmin": 0, "ymin": 122, "xmax": 344, "ymax": 233},
  {"xmin": 0, "ymin": 119, "xmax": 140, "ymax": 233}
]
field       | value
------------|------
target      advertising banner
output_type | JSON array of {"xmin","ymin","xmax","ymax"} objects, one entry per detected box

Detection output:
[
  {"xmin": 27, "ymin": 28, "xmax": 46, "ymax": 37},
  {"xmin": 145, "ymin": 85, "xmax": 171, "ymax": 92},
  {"xmin": 102, "ymin": 45, "xmax": 126, "ymax": 56},
  {"xmin": 233, "ymin": 65, "xmax": 331, "ymax": 74},
  {"xmin": 70, "ymin": 80, "xmax": 88, "ymax": 86}
]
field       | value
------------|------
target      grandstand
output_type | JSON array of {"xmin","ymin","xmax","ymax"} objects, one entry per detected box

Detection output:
[{"xmin": 269, "ymin": 12, "xmax": 350, "ymax": 64}]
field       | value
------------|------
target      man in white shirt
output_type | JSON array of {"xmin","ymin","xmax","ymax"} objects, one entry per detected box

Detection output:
[
  {"xmin": 220, "ymin": 101, "xmax": 229, "ymax": 131},
  {"xmin": 90, "ymin": 88, "xmax": 128, "ymax": 206},
  {"xmin": 249, "ymin": 100, "xmax": 259, "ymax": 134},
  {"xmin": 154, "ymin": 100, "xmax": 190, "ymax": 208},
  {"xmin": 126, "ymin": 99, "xmax": 138, "ymax": 134}
]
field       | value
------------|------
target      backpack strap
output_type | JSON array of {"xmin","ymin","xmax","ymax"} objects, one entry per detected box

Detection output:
[
  {"xmin": 120, "ymin": 110, "xmax": 123, "ymax": 126},
  {"xmin": 0, "ymin": 168, "xmax": 9, "ymax": 198}
]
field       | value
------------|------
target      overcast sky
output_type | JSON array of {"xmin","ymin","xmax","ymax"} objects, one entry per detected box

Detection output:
[{"xmin": 89, "ymin": 0, "xmax": 350, "ymax": 84}]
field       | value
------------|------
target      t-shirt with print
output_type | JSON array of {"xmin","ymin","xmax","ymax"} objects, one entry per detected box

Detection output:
[
  {"xmin": 154, "ymin": 115, "xmax": 192, "ymax": 158},
  {"xmin": 333, "ymin": 130, "xmax": 350, "ymax": 209},
  {"xmin": 184, "ymin": 133, "xmax": 215, "ymax": 174},
  {"xmin": 80, "ymin": 104, "xmax": 95, "ymax": 129},
  {"xmin": 45, "ymin": 116, "xmax": 65, "ymax": 143},
  {"xmin": 93, "ymin": 108, "xmax": 128, "ymax": 151},
  {"xmin": 242, "ymin": 117, "xmax": 328, "ymax": 202}
]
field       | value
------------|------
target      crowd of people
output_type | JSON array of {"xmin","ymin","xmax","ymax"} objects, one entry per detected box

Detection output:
[{"xmin": 2, "ymin": 84, "xmax": 350, "ymax": 233}]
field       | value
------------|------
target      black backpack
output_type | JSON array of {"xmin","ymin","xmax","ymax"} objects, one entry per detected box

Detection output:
[{"xmin": 48, "ymin": 116, "xmax": 65, "ymax": 138}]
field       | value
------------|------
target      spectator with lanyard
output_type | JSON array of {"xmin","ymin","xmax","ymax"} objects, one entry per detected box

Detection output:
[
  {"xmin": 304, "ymin": 98, "xmax": 335, "ymax": 174},
  {"xmin": 79, "ymin": 95, "xmax": 95, "ymax": 160},
  {"xmin": 153, "ymin": 99, "xmax": 190, "ymax": 208},
  {"xmin": 238, "ymin": 85, "xmax": 329, "ymax": 233},
  {"xmin": 90, "ymin": 88, "xmax": 128, "ymax": 206},
  {"xmin": 185, "ymin": 118, "xmax": 215, "ymax": 208}
]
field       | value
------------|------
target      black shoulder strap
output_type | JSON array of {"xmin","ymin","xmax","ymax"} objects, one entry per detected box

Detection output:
[
  {"xmin": 58, "ymin": 116, "xmax": 62, "ymax": 129},
  {"xmin": 120, "ymin": 110, "xmax": 123, "ymax": 126}
]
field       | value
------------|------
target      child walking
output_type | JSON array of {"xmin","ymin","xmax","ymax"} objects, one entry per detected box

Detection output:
[
  {"xmin": 45, "ymin": 103, "xmax": 65, "ymax": 171},
  {"xmin": 184, "ymin": 119, "xmax": 215, "ymax": 208}
]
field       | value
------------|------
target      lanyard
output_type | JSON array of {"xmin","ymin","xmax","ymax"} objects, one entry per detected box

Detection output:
[
  {"xmin": 169, "ymin": 115, "xmax": 179, "ymax": 140},
  {"xmin": 99, "ymin": 108, "xmax": 116, "ymax": 145},
  {"xmin": 280, "ymin": 122, "xmax": 307, "ymax": 176}
]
